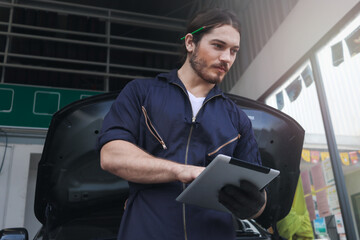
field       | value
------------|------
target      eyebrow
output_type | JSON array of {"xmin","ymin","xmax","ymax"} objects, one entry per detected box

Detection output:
[{"xmin": 210, "ymin": 39, "xmax": 240, "ymax": 49}]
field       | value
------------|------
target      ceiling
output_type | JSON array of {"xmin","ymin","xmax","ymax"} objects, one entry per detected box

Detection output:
[
  {"xmin": 54, "ymin": 0, "xmax": 254, "ymax": 91},
  {"xmin": 56, "ymin": 0, "xmax": 251, "ymax": 20},
  {"xmin": 2, "ymin": 0, "xmax": 296, "ymax": 92}
]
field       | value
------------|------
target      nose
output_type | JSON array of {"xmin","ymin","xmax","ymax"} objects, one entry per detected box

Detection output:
[{"xmin": 219, "ymin": 50, "xmax": 231, "ymax": 63}]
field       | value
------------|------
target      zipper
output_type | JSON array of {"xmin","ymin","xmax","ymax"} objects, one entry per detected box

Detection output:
[
  {"xmin": 182, "ymin": 125, "xmax": 194, "ymax": 240},
  {"xmin": 171, "ymin": 82, "xmax": 222, "ymax": 123},
  {"xmin": 171, "ymin": 82, "xmax": 222, "ymax": 240},
  {"xmin": 141, "ymin": 106, "xmax": 167, "ymax": 149},
  {"xmin": 171, "ymin": 82, "xmax": 193, "ymax": 240},
  {"xmin": 192, "ymin": 94, "xmax": 222, "ymax": 123},
  {"xmin": 207, "ymin": 134, "xmax": 241, "ymax": 156}
]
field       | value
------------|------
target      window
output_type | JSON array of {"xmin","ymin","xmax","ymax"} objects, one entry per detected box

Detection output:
[
  {"xmin": 264, "ymin": 12, "xmax": 360, "ymax": 240},
  {"xmin": 316, "ymin": 12, "xmax": 360, "ymax": 238},
  {"xmin": 265, "ymin": 62, "xmax": 343, "ymax": 239}
]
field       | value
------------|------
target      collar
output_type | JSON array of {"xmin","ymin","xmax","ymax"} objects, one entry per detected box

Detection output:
[{"xmin": 158, "ymin": 69, "xmax": 227, "ymax": 100}]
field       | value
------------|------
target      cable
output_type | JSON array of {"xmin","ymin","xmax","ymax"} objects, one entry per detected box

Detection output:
[{"xmin": 0, "ymin": 128, "xmax": 8, "ymax": 174}]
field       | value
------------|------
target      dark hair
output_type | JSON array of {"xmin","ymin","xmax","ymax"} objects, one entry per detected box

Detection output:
[{"xmin": 180, "ymin": 8, "xmax": 241, "ymax": 62}]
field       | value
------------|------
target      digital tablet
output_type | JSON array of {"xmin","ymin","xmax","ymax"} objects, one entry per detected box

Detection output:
[{"xmin": 176, "ymin": 154, "xmax": 280, "ymax": 212}]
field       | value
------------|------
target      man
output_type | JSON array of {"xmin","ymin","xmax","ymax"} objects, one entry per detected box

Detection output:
[{"xmin": 98, "ymin": 8, "xmax": 266, "ymax": 240}]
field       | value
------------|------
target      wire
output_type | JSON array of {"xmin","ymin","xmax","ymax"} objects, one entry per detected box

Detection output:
[{"xmin": 0, "ymin": 128, "xmax": 8, "ymax": 174}]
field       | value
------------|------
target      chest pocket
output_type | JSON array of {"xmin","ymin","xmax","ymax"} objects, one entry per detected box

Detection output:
[
  {"xmin": 205, "ymin": 134, "xmax": 241, "ymax": 165},
  {"xmin": 141, "ymin": 106, "xmax": 167, "ymax": 150},
  {"xmin": 207, "ymin": 134, "xmax": 241, "ymax": 157}
]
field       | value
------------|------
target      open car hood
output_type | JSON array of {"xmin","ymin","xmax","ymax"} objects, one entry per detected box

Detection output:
[{"xmin": 34, "ymin": 91, "xmax": 304, "ymax": 229}]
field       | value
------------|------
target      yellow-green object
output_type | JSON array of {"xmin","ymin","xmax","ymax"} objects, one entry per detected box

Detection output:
[
  {"xmin": 277, "ymin": 177, "xmax": 314, "ymax": 240},
  {"xmin": 180, "ymin": 26, "xmax": 205, "ymax": 40}
]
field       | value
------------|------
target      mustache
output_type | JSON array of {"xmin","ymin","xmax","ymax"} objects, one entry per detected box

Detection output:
[{"xmin": 211, "ymin": 62, "xmax": 228, "ymax": 72}]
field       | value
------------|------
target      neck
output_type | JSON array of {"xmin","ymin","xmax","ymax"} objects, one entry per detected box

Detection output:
[{"xmin": 177, "ymin": 60, "xmax": 215, "ymax": 98}]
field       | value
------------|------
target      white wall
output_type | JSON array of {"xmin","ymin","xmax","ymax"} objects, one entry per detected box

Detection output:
[
  {"xmin": 24, "ymin": 153, "xmax": 42, "ymax": 240},
  {"xmin": 0, "ymin": 144, "xmax": 43, "ymax": 232},
  {"xmin": 230, "ymin": 0, "xmax": 360, "ymax": 99},
  {"xmin": 0, "ymin": 145, "xmax": 13, "ymax": 229}
]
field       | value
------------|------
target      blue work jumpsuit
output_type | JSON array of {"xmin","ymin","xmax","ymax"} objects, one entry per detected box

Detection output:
[{"xmin": 97, "ymin": 69, "xmax": 262, "ymax": 240}]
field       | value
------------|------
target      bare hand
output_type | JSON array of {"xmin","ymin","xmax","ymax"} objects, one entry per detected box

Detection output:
[{"xmin": 174, "ymin": 165, "xmax": 205, "ymax": 183}]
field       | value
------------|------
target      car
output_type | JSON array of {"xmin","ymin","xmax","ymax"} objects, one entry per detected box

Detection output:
[{"xmin": 0, "ymin": 90, "xmax": 304, "ymax": 240}]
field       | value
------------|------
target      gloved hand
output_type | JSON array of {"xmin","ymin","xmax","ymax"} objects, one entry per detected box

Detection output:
[{"xmin": 218, "ymin": 180, "xmax": 266, "ymax": 219}]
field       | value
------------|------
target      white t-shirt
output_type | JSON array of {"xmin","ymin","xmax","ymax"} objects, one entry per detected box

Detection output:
[{"xmin": 187, "ymin": 91, "xmax": 205, "ymax": 117}]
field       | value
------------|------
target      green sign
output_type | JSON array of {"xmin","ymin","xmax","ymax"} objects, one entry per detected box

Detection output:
[{"xmin": 0, "ymin": 83, "xmax": 103, "ymax": 129}]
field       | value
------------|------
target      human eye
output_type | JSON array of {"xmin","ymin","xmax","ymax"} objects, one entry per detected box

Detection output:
[
  {"xmin": 231, "ymin": 48, "xmax": 239, "ymax": 55},
  {"xmin": 213, "ymin": 43, "xmax": 223, "ymax": 49}
]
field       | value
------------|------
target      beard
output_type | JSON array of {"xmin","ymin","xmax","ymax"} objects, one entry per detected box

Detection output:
[{"xmin": 189, "ymin": 49, "xmax": 227, "ymax": 85}]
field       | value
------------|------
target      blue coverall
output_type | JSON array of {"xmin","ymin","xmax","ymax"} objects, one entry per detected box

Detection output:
[{"xmin": 97, "ymin": 69, "xmax": 262, "ymax": 240}]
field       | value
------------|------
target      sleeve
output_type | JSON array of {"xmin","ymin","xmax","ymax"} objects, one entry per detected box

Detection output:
[
  {"xmin": 233, "ymin": 109, "xmax": 262, "ymax": 166},
  {"xmin": 97, "ymin": 80, "xmax": 144, "ymax": 150}
]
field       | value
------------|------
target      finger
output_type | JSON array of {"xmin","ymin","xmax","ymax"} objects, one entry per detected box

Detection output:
[
  {"xmin": 223, "ymin": 185, "xmax": 254, "ymax": 205},
  {"xmin": 239, "ymin": 180, "xmax": 258, "ymax": 193},
  {"xmin": 218, "ymin": 189, "xmax": 244, "ymax": 216},
  {"xmin": 219, "ymin": 186, "xmax": 265, "ymax": 219},
  {"xmin": 218, "ymin": 191, "xmax": 256, "ymax": 219},
  {"xmin": 220, "ymin": 185, "xmax": 252, "ymax": 207}
]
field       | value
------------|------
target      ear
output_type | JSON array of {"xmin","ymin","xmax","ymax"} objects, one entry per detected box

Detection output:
[{"xmin": 184, "ymin": 34, "xmax": 195, "ymax": 53}]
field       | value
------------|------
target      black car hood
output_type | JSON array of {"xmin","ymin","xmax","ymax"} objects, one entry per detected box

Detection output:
[{"xmin": 34, "ymin": 91, "xmax": 304, "ymax": 229}]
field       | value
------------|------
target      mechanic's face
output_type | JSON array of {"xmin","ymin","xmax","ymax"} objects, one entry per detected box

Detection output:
[{"xmin": 189, "ymin": 25, "xmax": 240, "ymax": 84}]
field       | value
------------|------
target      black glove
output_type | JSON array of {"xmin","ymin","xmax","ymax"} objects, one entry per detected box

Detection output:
[{"xmin": 218, "ymin": 180, "xmax": 266, "ymax": 219}]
